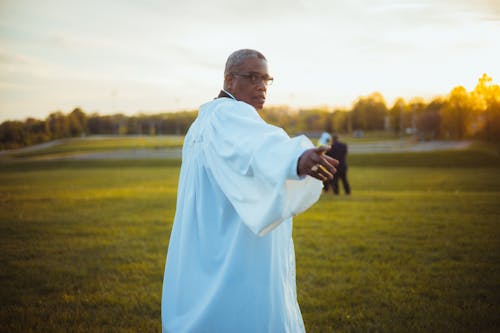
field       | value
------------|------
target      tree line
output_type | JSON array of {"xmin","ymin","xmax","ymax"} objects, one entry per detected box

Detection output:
[
  {"xmin": 261, "ymin": 74, "xmax": 499, "ymax": 142},
  {"xmin": 1, "ymin": 74, "xmax": 498, "ymax": 150},
  {"xmin": 0, "ymin": 110, "xmax": 198, "ymax": 150}
]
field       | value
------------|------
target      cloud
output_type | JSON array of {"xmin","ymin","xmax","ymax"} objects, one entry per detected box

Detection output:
[
  {"xmin": 0, "ymin": 0, "xmax": 499, "ymax": 122},
  {"xmin": 0, "ymin": 49, "xmax": 37, "ymax": 66},
  {"xmin": 450, "ymin": 0, "xmax": 500, "ymax": 21}
]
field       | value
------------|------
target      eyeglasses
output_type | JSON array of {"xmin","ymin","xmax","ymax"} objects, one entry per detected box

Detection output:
[{"xmin": 231, "ymin": 72, "xmax": 274, "ymax": 86}]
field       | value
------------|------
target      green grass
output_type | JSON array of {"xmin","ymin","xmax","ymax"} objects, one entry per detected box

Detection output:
[
  {"xmin": 1, "ymin": 163, "xmax": 178, "ymax": 332},
  {"xmin": 1, "ymin": 150, "xmax": 499, "ymax": 332},
  {"xmin": 296, "ymin": 173, "xmax": 500, "ymax": 332},
  {"xmin": 348, "ymin": 149, "xmax": 500, "ymax": 168}
]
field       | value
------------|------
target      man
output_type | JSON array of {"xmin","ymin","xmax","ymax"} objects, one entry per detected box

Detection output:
[
  {"xmin": 162, "ymin": 49, "xmax": 338, "ymax": 333},
  {"xmin": 325, "ymin": 134, "xmax": 351, "ymax": 195}
]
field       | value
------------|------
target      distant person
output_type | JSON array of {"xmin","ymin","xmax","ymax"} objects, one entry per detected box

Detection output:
[
  {"xmin": 325, "ymin": 133, "xmax": 351, "ymax": 195},
  {"xmin": 317, "ymin": 131, "xmax": 332, "ymax": 146},
  {"xmin": 161, "ymin": 49, "xmax": 338, "ymax": 333}
]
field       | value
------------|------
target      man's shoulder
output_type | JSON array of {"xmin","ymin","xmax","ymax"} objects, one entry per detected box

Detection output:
[
  {"xmin": 196, "ymin": 98, "xmax": 262, "ymax": 131},
  {"xmin": 209, "ymin": 98, "xmax": 258, "ymax": 119},
  {"xmin": 202, "ymin": 97, "xmax": 252, "ymax": 110}
]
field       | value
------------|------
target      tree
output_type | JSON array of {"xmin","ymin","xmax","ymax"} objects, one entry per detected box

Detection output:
[
  {"xmin": 68, "ymin": 108, "xmax": 87, "ymax": 137},
  {"xmin": 261, "ymin": 105, "xmax": 294, "ymax": 133},
  {"xmin": 331, "ymin": 109, "xmax": 350, "ymax": 134},
  {"xmin": 416, "ymin": 98, "xmax": 442, "ymax": 140},
  {"xmin": 0, "ymin": 121, "xmax": 27, "ymax": 149},
  {"xmin": 388, "ymin": 98, "xmax": 407, "ymax": 134},
  {"xmin": 26, "ymin": 117, "xmax": 50, "ymax": 144},
  {"xmin": 472, "ymin": 73, "xmax": 500, "ymax": 141},
  {"xmin": 46, "ymin": 111, "xmax": 70, "ymax": 139},
  {"xmin": 350, "ymin": 92, "xmax": 388, "ymax": 131},
  {"xmin": 441, "ymin": 86, "xmax": 473, "ymax": 139}
]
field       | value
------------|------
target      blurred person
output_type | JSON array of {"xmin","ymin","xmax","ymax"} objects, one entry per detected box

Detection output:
[
  {"xmin": 317, "ymin": 131, "xmax": 332, "ymax": 146},
  {"xmin": 324, "ymin": 133, "xmax": 351, "ymax": 195},
  {"xmin": 161, "ymin": 49, "xmax": 338, "ymax": 333}
]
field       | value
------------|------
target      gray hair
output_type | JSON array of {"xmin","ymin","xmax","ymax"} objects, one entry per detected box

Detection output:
[{"xmin": 224, "ymin": 49, "xmax": 267, "ymax": 75}]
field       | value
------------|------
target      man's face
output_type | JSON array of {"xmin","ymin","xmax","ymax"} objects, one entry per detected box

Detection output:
[{"xmin": 226, "ymin": 58, "xmax": 270, "ymax": 110}]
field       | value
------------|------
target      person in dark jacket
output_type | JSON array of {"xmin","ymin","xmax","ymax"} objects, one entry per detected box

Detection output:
[{"xmin": 325, "ymin": 133, "xmax": 351, "ymax": 195}]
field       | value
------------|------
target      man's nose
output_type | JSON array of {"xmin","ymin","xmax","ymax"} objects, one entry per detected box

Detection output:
[{"xmin": 256, "ymin": 79, "xmax": 267, "ymax": 91}]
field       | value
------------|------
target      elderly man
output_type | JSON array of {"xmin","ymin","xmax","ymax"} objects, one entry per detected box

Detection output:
[{"xmin": 162, "ymin": 49, "xmax": 338, "ymax": 332}]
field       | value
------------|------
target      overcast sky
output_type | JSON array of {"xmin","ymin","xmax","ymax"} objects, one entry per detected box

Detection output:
[{"xmin": 1, "ymin": 0, "xmax": 499, "ymax": 122}]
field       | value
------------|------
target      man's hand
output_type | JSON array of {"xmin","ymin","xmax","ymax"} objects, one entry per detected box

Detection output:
[{"xmin": 297, "ymin": 146, "xmax": 338, "ymax": 182}]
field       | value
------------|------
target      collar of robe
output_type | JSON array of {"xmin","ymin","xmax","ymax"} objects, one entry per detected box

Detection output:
[{"xmin": 217, "ymin": 89, "xmax": 237, "ymax": 100}]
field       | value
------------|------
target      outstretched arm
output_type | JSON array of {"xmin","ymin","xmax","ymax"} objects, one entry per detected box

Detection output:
[{"xmin": 297, "ymin": 146, "xmax": 338, "ymax": 182}]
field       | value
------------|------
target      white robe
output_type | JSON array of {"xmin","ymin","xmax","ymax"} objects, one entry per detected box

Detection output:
[{"xmin": 162, "ymin": 97, "xmax": 322, "ymax": 333}]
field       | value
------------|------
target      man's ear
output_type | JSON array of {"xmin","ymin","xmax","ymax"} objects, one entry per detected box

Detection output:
[{"xmin": 224, "ymin": 73, "xmax": 234, "ymax": 90}]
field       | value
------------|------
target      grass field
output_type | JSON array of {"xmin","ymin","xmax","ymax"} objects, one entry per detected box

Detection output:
[{"xmin": 0, "ymin": 142, "xmax": 499, "ymax": 332}]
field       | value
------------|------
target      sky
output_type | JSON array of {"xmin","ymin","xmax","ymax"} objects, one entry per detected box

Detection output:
[{"xmin": 0, "ymin": 0, "xmax": 499, "ymax": 122}]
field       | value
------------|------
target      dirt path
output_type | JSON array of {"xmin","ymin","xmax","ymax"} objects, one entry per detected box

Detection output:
[
  {"xmin": 0, "ymin": 139, "xmax": 65, "ymax": 157},
  {"xmin": 0, "ymin": 139, "xmax": 473, "ymax": 161},
  {"xmin": 348, "ymin": 140, "xmax": 472, "ymax": 154},
  {"xmin": 64, "ymin": 148, "xmax": 183, "ymax": 160},
  {"xmin": 49, "ymin": 140, "xmax": 473, "ymax": 160}
]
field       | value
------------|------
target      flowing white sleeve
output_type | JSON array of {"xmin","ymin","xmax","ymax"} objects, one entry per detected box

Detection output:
[{"xmin": 202, "ymin": 101, "xmax": 322, "ymax": 236}]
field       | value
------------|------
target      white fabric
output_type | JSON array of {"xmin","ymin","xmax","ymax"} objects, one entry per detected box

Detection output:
[{"xmin": 162, "ymin": 97, "xmax": 322, "ymax": 333}]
